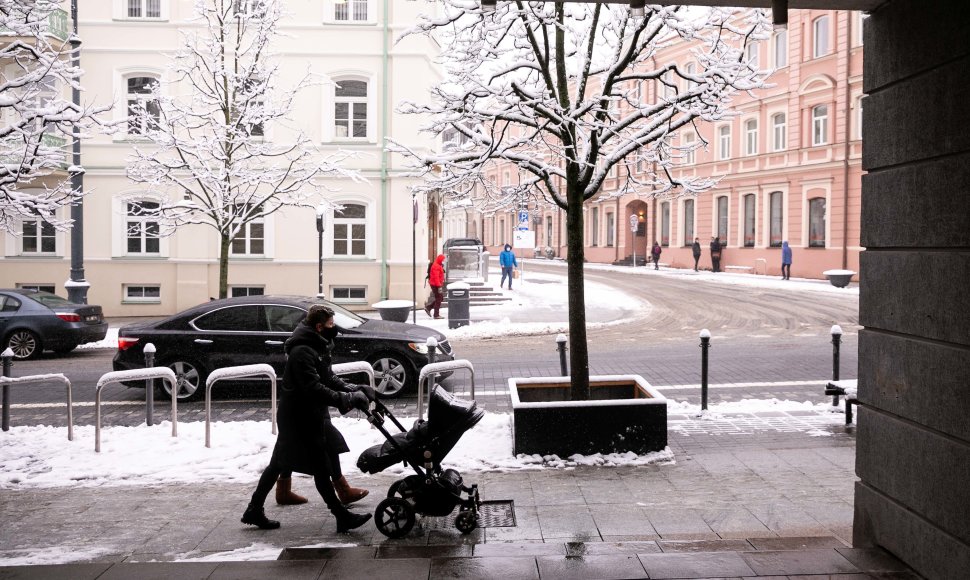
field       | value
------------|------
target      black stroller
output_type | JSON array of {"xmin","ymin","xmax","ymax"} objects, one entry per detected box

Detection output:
[{"xmin": 357, "ymin": 385, "xmax": 485, "ymax": 538}]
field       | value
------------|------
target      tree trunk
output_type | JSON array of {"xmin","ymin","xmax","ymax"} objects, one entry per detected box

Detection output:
[
  {"xmin": 218, "ymin": 233, "xmax": 230, "ymax": 299},
  {"xmin": 566, "ymin": 180, "xmax": 590, "ymax": 400}
]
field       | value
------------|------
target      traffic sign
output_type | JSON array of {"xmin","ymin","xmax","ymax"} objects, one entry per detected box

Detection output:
[{"xmin": 518, "ymin": 210, "xmax": 529, "ymax": 224}]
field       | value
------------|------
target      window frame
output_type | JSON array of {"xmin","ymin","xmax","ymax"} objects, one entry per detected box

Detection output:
[
  {"xmin": 809, "ymin": 197, "xmax": 827, "ymax": 248},
  {"xmin": 683, "ymin": 199, "xmax": 694, "ymax": 246},
  {"xmin": 332, "ymin": 202, "xmax": 367, "ymax": 258},
  {"xmin": 684, "ymin": 132, "xmax": 696, "ymax": 164},
  {"xmin": 773, "ymin": 29, "xmax": 788, "ymax": 68},
  {"xmin": 332, "ymin": 0, "xmax": 371, "ymax": 23},
  {"xmin": 330, "ymin": 286, "xmax": 368, "ymax": 303},
  {"xmin": 769, "ymin": 191, "xmax": 784, "ymax": 247},
  {"xmin": 123, "ymin": 284, "xmax": 162, "ymax": 304},
  {"xmin": 125, "ymin": 74, "xmax": 161, "ymax": 137},
  {"xmin": 744, "ymin": 118, "xmax": 758, "ymax": 156},
  {"xmin": 230, "ymin": 217, "xmax": 266, "ymax": 257},
  {"xmin": 660, "ymin": 202, "xmax": 670, "ymax": 247},
  {"xmin": 19, "ymin": 216, "xmax": 57, "ymax": 255},
  {"xmin": 125, "ymin": 200, "xmax": 161, "ymax": 256},
  {"xmin": 771, "ymin": 113, "xmax": 787, "ymax": 151},
  {"xmin": 591, "ymin": 207, "xmax": 600, "ymax": 246},
  {"xmin": 716, "ymin": 196, "xmax": 729, "ymax": 245},
  {"xmin": 605, "ymin": 211, "xmax": 615, "ymax": 247},
  {"xmin": 229, "ymin": 286, "xmax": 265, "ymax": 298},
  {"xmin": 333, "ymin": 78, "xmax": 369, "ymax": 141},
  {"xmin": 813, "ymin": 15, "xmax": 831, "ymax": 58},
  {"xmin": 743, "ymin": 194, "xmax": 756, "ymax": 247},
  {"xmin": 718, "ymin": 125, "xmax": 731, "ymax": 160},
  {"xmin": 812, "ymin": 104, "xmax": 829, "ymax": 146},
  {"xmin": 117, "ymin": 0, "xmax": 166, "ymax": 20},
  {"xmin": 744, "ymin": 42, "xmax": 760, "ymax": 69}
]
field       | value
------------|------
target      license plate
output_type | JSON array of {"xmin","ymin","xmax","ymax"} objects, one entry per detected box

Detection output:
[{"xmin": 85, "ymin": 315, "xmax": 99, "ymax": 322}]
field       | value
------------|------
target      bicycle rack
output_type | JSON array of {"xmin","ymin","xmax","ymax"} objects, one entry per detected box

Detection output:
[
  {"xmin": 204, "ymin": 364, "xmax": 278, "ymax": 448},
  {"xmin": 0, "ymin": 373, "xmax": 74, "ymax": 440},
  {"xmin": 417, "ymin": 359, "xmax": 475, "ymax": 421},
  {"xmin": 95, "ymin": 368, "xmax": 178, "ymax": 453},
  {"xmin": 331, "ymin": 361, "xmax": 377, "ymax": 391}
]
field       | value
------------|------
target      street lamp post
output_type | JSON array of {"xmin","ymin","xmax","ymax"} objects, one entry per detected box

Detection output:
[
  {"xmin": 67, "ymin": 0, "xmax": 88, "ymax": 304},
  {"xmin": 315, "ymin": 212, "xmax": 325, "ymax": 297}
]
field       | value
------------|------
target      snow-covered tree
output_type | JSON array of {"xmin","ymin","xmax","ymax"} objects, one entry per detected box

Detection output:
[
  {"xmin": 0, "ymin": 0, "xmax": 109, "ymax": 232},
  {"xmin": 392, "ymin": 3, "xmax": 770, "ymax": 399},
  {"xmin": 126, "ymin": 0, "xmax": 360, "ymax": 298}
]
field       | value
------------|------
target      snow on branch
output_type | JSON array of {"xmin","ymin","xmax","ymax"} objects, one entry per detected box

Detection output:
[
  {"xmin": 0, "ymin": 0, "xmax": 113, "ymax": 233},
  {"xmin": 388, "ymin": 2, "xmax": 770, "ymax": 211}
]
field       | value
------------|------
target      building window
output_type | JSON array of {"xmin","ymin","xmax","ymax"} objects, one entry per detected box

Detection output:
[
  {"xmin": 124, "ymin": 284, "xmax": 161, "ymax": 303},
  {"xmin": 772, "ymin": 113, "xmax": 786, "ymax": 151},
  {"xmin": 660, "ymin": 202, "xmax": 670, "ymax": 246},
  {"xmin": 744, "ymin": 43, "xmax": 759, "ymax": 68},
  {"xmin": 744, "ymin": 119, "xmax": 758, "ymax": 156},
  {"xmin": 683, "ymin": 199, "xmax": 694, "ymax": 245},
  {"xmin": 662, "ymin": 70, "xmax": 677, "ymax": 99},
  {"xmin": 127, "ymin": 76, "xmax": 160, "ymax": 135},
  {"xmin": 230, "ymin": 286, "xmax": 264, "ymax": 297},
  {"xmin": 16, "ymin": 283, "xmax": 56, "ymax": 294},
  {"xmin": 684, "ymin": 132, "xmax": 696, "ymax": 164},
  {"xmin": 718, "ymin": 125, "xmax": 731, "ymax": 160},
  {"xmin": 856, "ymin": 96, "xmax": 864, "ymax": 140},
  {"xmin": 813, "ymin": 15, "xmax": 830, "ymax": 58},
  {"xmin": 331, "ymin": 287, "xmax": 367, "ymax": 302},
  {"xmin": 773, "ymin": 29, "xmax": 788, "ymax": 67},
  {"xmin": 743, "ymin": 194, "xmax": 756, "ymax": 247},
  {"xmin": 234, "ymin": 0, "xmax": 267, "ymax": 18},
  {"xmin": 812, "ymin": 105, "xmax": 829, "ymax": 146},
  {"xmin": 21, "ymin": 218, "xmax": 56, "ymax": 254},
  {"xmin": 606, "ymin": 212, "xmax": 614, "ymax": 247},
  {"xmin": 684, "ymin": 62, "xmax": 697, "ymax": 90},
  {"xmin": 335, "ymin": 0, "xmax": 368, "ymax": 22},
  {"xmin": 716, "ymin": 196, "xmax": 728, "ymax": 245},
  {"xmin": 769, "ymin": 191, "xmax": 783, "ymax": 247},
  {"xmin": 126, "ymin": 201, "xmax": 160, "ymax": 255},
  {"xmin": 128, "ymin": 0, "xmax": 162, "ymax": 18},
  {"xmin": 333, "ymin": 203, "xmax": 366, "ymax": 256},
  {"xmin": 809, "ymin": 197, "xmax": 826, "ymax": 247},
  {"xmin": 334, "ymin": 79, "xmax": 367, "ymax": 139},
  {"xmin": 545, "ymin": 216, "xmax": 553, "ymax": 247},
  {"xmin": 231, "ymin": 219, "xmax": 264, "ymax": 256},
  {"xmin": 591, "ymin": 207, "xmax": 599, "ymax": 246}
]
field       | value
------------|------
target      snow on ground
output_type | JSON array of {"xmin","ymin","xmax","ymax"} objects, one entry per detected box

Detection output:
[
  {"xmin": 76, "ymin": 326, "xmax": 118, "ymax": 350},
  {"xmin": 0, "ymin": 398, "xmax": 845, "ymax": 491}
]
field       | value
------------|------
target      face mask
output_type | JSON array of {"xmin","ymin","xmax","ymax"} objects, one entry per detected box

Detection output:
[{"xmin": 320, "ymin": 325, "xmax": 339, "ymax": 341}]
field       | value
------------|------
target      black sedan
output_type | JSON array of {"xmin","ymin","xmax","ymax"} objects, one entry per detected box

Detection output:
[
  {"xmin": 0, "ymin": 289, "xmax": 108, "ymax": 360},
  {"xmin": 112, "ymin": 295, "xmax": 455, "ymax": 401}
]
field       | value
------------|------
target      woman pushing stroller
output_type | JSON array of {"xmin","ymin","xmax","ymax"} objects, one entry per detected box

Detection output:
[{"xmin": 241, "ymin": 304, "xmax": 375, "ymax": 533}]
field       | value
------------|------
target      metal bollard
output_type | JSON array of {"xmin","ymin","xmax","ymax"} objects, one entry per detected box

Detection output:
[
  {"xmin": 556, "ymin": 333, "xmax": 568, "ymax": 376},
  {"xmin": 831, "ymin": 325, "xmax": 843, "ymax": 406},
  {"xmin": 426, "ymin": 336, "xmax": 438, "ymax": 390},
  {"xmin": 699, "ymin": 329, "xmax": 711, "ymax": 411},
  {"xmin": 1, "ymin": 348, "xmax": 12, "ymax": 432},
  {"xmin": 144, "ymin": 343, "xmax": 156, "ymax": 426}
]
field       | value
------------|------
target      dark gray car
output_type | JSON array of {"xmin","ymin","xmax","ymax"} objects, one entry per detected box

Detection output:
[{"xmin": 0, "ymin": 289, "xmax": 108, "ymax": 360}]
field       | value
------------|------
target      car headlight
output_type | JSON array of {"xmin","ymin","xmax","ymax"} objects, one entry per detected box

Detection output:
[{"xmin": 407, "ymin": 342, "xmax": 429, "ymax": 355}]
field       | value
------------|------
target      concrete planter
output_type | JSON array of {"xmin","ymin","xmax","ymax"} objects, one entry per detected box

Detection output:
[
  {"xmin": 822, "ymin": 269, "xmax": 856, "ymax": 288},
  {"xmin": 371, "ymin": 300, "xmax": 414, "ymax": 323},
  {"xmin": 509, "ymin": 375, "xmax": 667, "ymax": 456}
]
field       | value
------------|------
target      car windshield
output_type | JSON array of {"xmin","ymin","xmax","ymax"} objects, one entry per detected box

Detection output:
[
  {"xmin": 315, "ymin": 300, "xmax": 365, "ymax": 330},
  {"xmin": 26, "ymin": 291, "xmax": 74, "ymax": 308}
]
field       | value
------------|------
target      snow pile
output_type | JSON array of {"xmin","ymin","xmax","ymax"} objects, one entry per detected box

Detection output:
[{"xmin": 77, "ymin": 327, "xmax": 119, "ymax": 350}]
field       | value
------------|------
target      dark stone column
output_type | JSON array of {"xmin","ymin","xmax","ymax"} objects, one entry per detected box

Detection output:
[{"xmin": 854, "ymin": 2, "xmax": 970, "ymax": 578}]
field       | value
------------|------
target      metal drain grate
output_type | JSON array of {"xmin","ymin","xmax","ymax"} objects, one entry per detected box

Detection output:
[{"xmin": 422, "ymin": 500, "xmax": 517, "ymax": 530}]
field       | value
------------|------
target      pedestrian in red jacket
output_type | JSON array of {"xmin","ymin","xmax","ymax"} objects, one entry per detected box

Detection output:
[{"xmin": 425, "ymin": 254, "xmax": 445, "ymax": 319}]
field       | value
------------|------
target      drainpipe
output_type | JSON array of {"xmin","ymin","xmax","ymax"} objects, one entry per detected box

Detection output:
[
  {"xmin": 841, "ymin": 10, "xmax": 852, "ymax": 270},
  {"xmin": 379, "ymin": 0, "xmax": 390, "ymax": 299}
]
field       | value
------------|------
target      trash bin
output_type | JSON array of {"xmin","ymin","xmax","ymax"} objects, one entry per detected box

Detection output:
[{"xmin": 446, "ymin": 282, "xmax": 470, "ymax": 329}]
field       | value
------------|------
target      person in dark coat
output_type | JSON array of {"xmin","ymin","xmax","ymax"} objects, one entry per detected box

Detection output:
[
  {"xmin": 781, "ymin": 240, "xmax": 793, "ymax": 280},
  {"xmin": 241, "ymin": 305, "xmax": 373, "ymax": 533},
  {"xmin": 710, "ymin": 236, "xmax": 722, "ymax": 273},
  {"xmin": 425, "ymin": 253, "xmax": 445, "ymax": 319},
  {"xmin": 650, "ymin": 241, "xmax": 662, "ymax": 270},
  {"xmin": 691, "ymin": 238, "xmax": 702, "ymax": 271}
]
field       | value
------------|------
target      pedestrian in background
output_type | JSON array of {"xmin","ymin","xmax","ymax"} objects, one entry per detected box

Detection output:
[
  {"xmin": 781, "ymin": 240, "xmax": 792, "ymax": 280},
  {"xmin": 691, "ymin": 238, "xmax": 702, "ymax": 271},
  {"xmin": 651, "ymin": 241, "xmax": 662, "ymax": 270},
  {"xmin": 710, "ymin": 236, "xmax": 722, "ymax": 273},
  {"xmin": 499, "ymin": 243, "xmax": 518, "ymax": 289},
  {"xmin": 426, "ymin": 254, "xmax": 445, "ymax": 318}
]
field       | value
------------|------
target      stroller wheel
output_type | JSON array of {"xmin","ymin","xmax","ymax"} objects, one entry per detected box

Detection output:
[
  {"xmin": 455, "ymin": 510, "xmax": 478, "ymax": 534},
  {"xmin": 375, "ymin": 497, "xmax": 415, "ymax": 539}
]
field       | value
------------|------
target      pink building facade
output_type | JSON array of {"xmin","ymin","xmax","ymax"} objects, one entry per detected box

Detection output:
[{"xmin": 472, "ymin": 10, "xmax": 864, "ymax": 280}]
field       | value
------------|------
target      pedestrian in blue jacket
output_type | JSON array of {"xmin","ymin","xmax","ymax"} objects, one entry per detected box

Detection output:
[
  {"xmin": 781, "ymin": 240, "xmax": 792, "ymax": 280},
  {"xmin": 499, "ymin": 244, "xmax": 518, "ymax": 289}
]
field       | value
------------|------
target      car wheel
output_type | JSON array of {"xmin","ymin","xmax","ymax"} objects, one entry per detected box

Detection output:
[
  {"xmin": 159, "ymin": 360, "xmax": 207, "ymax": 402},
  {"xmin": 5, "ymin": 329, "xmax": 41, "ymax": 360},
  {"xmin": 367, "ymin": 353, "xmax": 414, "ymax": 398}
]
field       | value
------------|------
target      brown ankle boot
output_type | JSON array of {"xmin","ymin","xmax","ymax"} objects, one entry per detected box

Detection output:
[
  {"xmin": 275, "ymin": 476, "xmax": 308, "ymax": 505},
  {"xmin": 333, "ymin": 476, "xmax": 369, "ymax": 505}
]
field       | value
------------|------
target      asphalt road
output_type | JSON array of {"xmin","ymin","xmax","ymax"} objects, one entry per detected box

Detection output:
[{"xmin": 3, "ymin": 265, "xmax": 858, "ymax": 425}]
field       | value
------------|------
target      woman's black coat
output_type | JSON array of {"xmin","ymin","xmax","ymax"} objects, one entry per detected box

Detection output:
[{"xmin": 271, "ymin": 323, "xmax": 354, "ymax": 476}]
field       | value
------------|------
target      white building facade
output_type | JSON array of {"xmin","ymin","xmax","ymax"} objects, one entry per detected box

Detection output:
[{"xmin": 1, "ymin": 0, "xmax": 440, "ymax": 316}]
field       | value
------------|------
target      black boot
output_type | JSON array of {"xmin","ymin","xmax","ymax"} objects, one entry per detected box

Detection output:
[
  {"xmin": 241, "ymin": 505, "xmax": 280, "ymax": 529},
  {"xmin": 335, "ymin": 509, "xmax": 372, "ymax": 533}
]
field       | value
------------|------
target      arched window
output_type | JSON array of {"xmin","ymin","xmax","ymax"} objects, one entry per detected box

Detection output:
[
  {"xmin": 718, "ymin": 125, "xmax": 731, "ymax": 160},
  {"xmin": 660, "ymin": 202, "xmax": 670, "ymax": 246},
  {"xmin": 769, "ymin": 191, "xmax": 783, "ymax": 247},
  {"xmin": 126, "ymin": 75, "xmax": 160, "ymax": 135},
  {"xmin": 743, "ymin": 194, "xmax": 756, "ymax": 247},
  {"xmin": 333, "ymin": 203, "xmax": 366, "ymax": 256},
  {"xmin": 772, "ymin": 113, "xmax": 787, "ymax": 151},
  {"xmin": 334, "ymin": 79, "xmax": 368, "ymax": 139},
  {"xmin": 773, "ymin": 30, "xmax": 788, "ymax": 68},
  {"xmin": 812, "ymin": 105, "xmax": 829, "ymax": 146},
  {"xmin": 744, "ymin": 119, "xmax": 758, "ymax": 156},
  {"xmin": 813, "ymin": 15, "xmax": 830, "ymax": 58},
  {"xmin": 809, "ymin": 198, "xmax": 826, "ymax": 247},
  {"xmin": 126, "ymin": 200, "xmax": 160, "ymax": 255},
  {"xmin": 683, "ymin": 199, "xmax": 694, "ymax": 245},
  {"xmin": 717, "ymin": 196, "xmax": 729, "ymax": 244}
]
